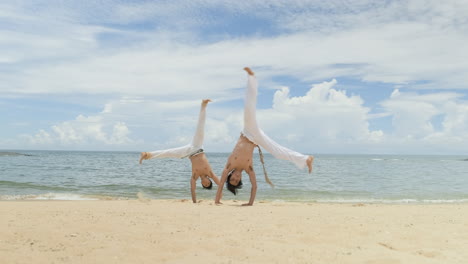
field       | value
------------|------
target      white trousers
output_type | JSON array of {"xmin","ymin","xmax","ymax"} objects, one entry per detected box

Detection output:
[
  {"xmin": 147, "ymin": 103, "xmax": 206, "ymax": 159},
  {"xmin": 241, "ymin": 75, "xmax": 309, "ymax": 169}
]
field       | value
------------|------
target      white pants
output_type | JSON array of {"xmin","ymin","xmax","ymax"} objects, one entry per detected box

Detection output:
[
  {"xmin": 147, "ymin": 103, "xmax": 206, "ymax": 159},
  {"xmin": 241, "ymin": 75, "xmax": 309, "ymax": 169}
]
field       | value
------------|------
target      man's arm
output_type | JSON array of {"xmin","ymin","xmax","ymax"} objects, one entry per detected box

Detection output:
[
  {"xmin": 209, "ymin": 170, "xmax": 221, "ymax": 186},
  {"xmin": 215, "ymin": 166, "xmax": 229, "ymax": 205},
  {"xmin": 190, "ymin": 176, "xmax": 197, "ymax": 203},
  {"xmin": 243, "ymin": 168, "xmax": 257, "ymax": 206}
]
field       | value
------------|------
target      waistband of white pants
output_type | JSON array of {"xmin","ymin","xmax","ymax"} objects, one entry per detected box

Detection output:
[{"xmin": 185, "ymin": 148, "xmax": 204, "ymax": 159}]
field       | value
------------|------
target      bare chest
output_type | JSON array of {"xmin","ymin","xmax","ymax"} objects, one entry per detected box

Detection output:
[
  {"xmin": 190, "ymin": 155, "xmax": 212, "ymax": 176},
  {"xmin": 229, "ymin": 143, "xmax": 255, "ymax": 169}
]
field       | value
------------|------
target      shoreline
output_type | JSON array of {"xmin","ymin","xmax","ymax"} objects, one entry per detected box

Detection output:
[
  {"xmin": 2, "ymin": 193, "xmax": 468, "ymax": 204},
  {"xmin": 1, "ymin": 200, "xmax": 467, "ymax": 263}
]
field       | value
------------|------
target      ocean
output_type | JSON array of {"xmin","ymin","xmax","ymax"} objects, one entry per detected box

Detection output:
[{"xmin": 1, "ymin": 150, "xmax": 468, "ymax": 203}]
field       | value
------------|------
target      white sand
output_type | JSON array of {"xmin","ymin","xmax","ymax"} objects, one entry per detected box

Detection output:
[{"xmin": 1, "ymin": 200, "xmax": 467, "ymax": 263}]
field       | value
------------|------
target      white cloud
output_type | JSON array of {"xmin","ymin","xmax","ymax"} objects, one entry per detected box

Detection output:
[
  {"xmin": 255, "ymin": 79, "xmax": 383, "ymax": 152},
  {"xmin": 3, "ymin": 0, "xmax": 468, "ymax": 154},
  {"xmin": 2, "ymin": 0, "xmax": 468, "ymax": 98},
  {"xmin": 382, "ymin": 89, "xmax": 466, "ymax": 139},
  {"xmin": 382, "ymin": 89, "xmax": 440, "ymax": 138},
  {"xmin": 4, "ymin": 21, "xmax": 467, "ymax": 99},
  {"xmin": 278, "ymin": 0, "xmax": 468, "ymax": 32},
  {"xmin": 441, "ymin": 102, "xmax": 468, "ymax": 136},
  {"xmin": 109, "ymin": 122, "xmax": 132, "ymax": 145},
  {"xmin": 21, "ymin": 114, "xmax": 134, "ymax": 149},
  {"xmin": 379, "ymin": 89, "xmax": 468, "ymax": 154},
  {"xmin": 11, "ymin": 78, "xmax": 468, "ymax": 154},
  {"xmin": 14, "ymin": 79, "xmax": 381, "ymax": 152},
  {"xmin": 102, "ymin": 103, "xmax": 112, "ymax": 114},
  {"xmin": 25, "ymin": 129, "xmax": 53, "ymax": 145}
]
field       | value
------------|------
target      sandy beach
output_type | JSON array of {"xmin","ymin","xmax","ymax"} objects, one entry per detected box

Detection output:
[{"xmin": 1, "ymin": 200, "xmax": 467, "ymax": 264}]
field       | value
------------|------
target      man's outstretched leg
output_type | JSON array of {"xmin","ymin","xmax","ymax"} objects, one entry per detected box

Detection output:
[
  {"xmin": 242, "ymin": 67, "xmax": 313, "ymax": 172},
  {"xmin": 139, "ymin": 99, "xmax": 211, "ymax": 164},
  {"xmin": 191, "ymin": 99, "xmax": 211, "ymax": 148}
]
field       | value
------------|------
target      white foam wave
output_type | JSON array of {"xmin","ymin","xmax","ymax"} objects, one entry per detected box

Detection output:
[
  {"xmin": 312, "ymin": 198, "xmax": 468, "ymax": 204},
  {"xmin": 0, "ymin": 193, "xmax": 98, "ymax": 201}
]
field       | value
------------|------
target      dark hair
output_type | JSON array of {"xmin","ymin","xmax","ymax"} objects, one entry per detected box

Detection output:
[
  {"xmin": 202, "ymin": 179, "xmax": 213, "ymax": 190},
  {"xmin": 226, "ymin": 173, "xmax": 243, "ymax": 195}
]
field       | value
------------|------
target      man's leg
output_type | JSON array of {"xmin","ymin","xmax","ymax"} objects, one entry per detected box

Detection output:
[
  {"xmin": 254, "ymin": 129, "xmax": 313, "ymax": 172},
  {"xmin": 139, "ymin": 144, "xmax": 196, "ymax": 164},
  {"xmin": 242, "ymin": 68, "xmax": 313, "ymax": 172},
  {"xmin": 242, "ymin": 74, "xmax": 259, "ymax": 138},
  {"xmin": 191, "ymin": 99, "xmax": 210, "ymax": 148},
  {"xmin": 140, "ymin": 99, "xmax": 211, "ymax": 164}
]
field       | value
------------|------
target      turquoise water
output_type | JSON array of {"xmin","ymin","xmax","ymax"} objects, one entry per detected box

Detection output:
[{"xmin": 1, "ymin": 150, "xmax": 468, "ymax": 203}]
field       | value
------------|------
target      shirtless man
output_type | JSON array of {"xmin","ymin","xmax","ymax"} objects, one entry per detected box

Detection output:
[
  {"xmin": 215, "ymin": 68, "xmax": 314, "ymax": 206},
  {"xmin": 139, "ymin": 99, "xmax": 220, "ymax": 203}
]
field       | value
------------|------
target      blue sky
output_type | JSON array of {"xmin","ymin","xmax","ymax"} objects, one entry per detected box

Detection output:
[{"xmin": 2, "ymin": 0, "xmax": 468, "ymax": 154}]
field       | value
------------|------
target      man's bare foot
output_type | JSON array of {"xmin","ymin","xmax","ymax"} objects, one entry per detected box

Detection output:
[
  {"xmin": 201, "ymin": 99, "xmax": 212, "ymax": 107},
  {"xmin": 139, "ymin": 152, "xmax": 150, "ymax": 164},
  {"xmin": 306, "ymin": 156, "xmax": 314, "ymax": 173},
  {"xmin": 243, "ymin": 67, "xmax": 254, "ymax": 76}
]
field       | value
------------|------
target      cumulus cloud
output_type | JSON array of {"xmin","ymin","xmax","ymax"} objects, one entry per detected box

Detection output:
[
  {"xmin": 383, "ymin": 89, "xmax": 440, "ymax": 138},
  {"xmin": 380, "ymin": 89, "xmax": 468, "ymax": 153},
  {"xmin": 11, "ymin": 77, "xmax": 468, "ymax": 154},
  {"xmin": 21, "ymin": 114, "xmax": 134, "ymax": 149},
  {"xmin": 14, "ymin": 79, "xmax": 382, "ymax": 152},
  {"xmin": 254, "ymin": 79, "xmax": 383, "ymax": 153}
]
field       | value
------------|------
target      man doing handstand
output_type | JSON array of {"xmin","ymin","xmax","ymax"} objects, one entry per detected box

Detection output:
[
  {"xmin": 215, "ymin": 68, "xmax": 314, "ymax": 206},
  {"xmin": 140, "ymin": 99, "xmax": 220, "ymax": 203}
]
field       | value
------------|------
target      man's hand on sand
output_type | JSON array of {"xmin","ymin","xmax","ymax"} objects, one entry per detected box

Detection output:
[{"xmin": 243, "ymin": 67, "xmax": 254, "ymax": 76}]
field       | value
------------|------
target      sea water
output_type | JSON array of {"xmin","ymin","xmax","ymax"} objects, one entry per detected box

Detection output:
[{"xmin": 1, "ymin": 151, "xmax": 468, "ymax": 203}]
